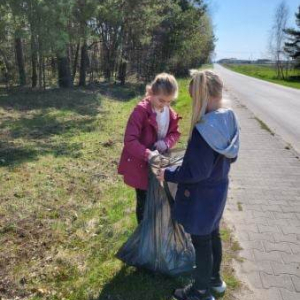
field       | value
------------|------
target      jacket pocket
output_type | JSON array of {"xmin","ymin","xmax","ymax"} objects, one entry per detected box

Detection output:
[{"xmin": 125, "ymin": 155, "xmax": 148, "ymax": 171}]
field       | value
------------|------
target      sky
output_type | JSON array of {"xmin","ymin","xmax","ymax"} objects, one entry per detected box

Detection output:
[{"xmin": 208, "ymin": 0, "xmax": 300, "ymax": 61}]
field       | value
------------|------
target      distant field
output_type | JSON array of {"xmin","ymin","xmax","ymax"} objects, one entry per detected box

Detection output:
[{"xmin": 223, "ymin": 64, "xmax": 300, "ymax": 89}]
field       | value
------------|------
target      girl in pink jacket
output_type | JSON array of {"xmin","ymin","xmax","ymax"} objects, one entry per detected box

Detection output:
[{"xmin": 118, "ymin": 73, "xmax": 181, "ymax": 224}]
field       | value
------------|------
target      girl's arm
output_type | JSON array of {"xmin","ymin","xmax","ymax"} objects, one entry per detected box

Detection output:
[
  {"xmin": 164, "ymin": 128, "xmax": 216, "ymax": 184},
  {"xmin": 124, "ymin": 106, "xmax": 150, "ymax": 161}
]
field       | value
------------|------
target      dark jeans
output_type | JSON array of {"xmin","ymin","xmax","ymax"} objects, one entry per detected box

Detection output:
[
  {"xmin": 191, "ymin": 227, "xmax": 222, "ymax": 290},
  {"xmin": 135, "ymin": 189, "xmax": 147, "ymax": 224}
]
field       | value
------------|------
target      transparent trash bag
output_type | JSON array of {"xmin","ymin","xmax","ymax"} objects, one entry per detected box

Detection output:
[{"xmin": 116, "ymin": 149, "xmax": 195, "ymax": 276}]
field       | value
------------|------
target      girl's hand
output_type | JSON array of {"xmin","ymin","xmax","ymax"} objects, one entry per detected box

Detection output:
[
  {"xmin": 156, "ymin": 168, "xmax": 165, "ymax": 182},
  {"xmin": 147, "ymin": 149, "xmax": 159, "ymax": 161}
]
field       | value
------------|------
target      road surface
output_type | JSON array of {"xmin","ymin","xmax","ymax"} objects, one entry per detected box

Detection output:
[{"xmin": 214, "ymin": 64, "xmax": 300, "ymax": 153}]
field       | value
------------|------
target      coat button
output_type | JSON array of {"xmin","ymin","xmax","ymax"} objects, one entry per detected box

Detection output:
[
  {"xmin": 127, "ymin": 158, "xmax": 131, "ymax": 162},
  {"xmin": 184, "ymin": 190, "xmax": 190, "ymax": 197}
]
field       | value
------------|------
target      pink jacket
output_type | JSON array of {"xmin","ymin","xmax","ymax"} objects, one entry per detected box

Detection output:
[{"xmin": 118, "ymin": 97, "xmax": 181, "ymax": 190}]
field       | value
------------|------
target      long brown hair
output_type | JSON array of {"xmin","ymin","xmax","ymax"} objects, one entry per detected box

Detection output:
[{"xmin": 188, "ymin": 70, "xmax": 223, "ymax": 138}]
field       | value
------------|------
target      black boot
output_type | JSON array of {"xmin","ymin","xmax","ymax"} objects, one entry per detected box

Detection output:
[{"xmin": 173, "ymin": 283, "xmax": 215, "ymax": 300}]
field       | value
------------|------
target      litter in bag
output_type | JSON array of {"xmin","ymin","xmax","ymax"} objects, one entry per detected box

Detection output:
[{"xmin": 116, "ymin": 149, "xmax": 195, "ymax": 276}]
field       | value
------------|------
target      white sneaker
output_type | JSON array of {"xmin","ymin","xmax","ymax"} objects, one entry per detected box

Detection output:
[{"xmin": 211, "ymin": 280, "xmax": 227, "ymax": 294}]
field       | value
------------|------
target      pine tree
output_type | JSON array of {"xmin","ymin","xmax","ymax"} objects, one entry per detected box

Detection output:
[
  {"xmin": 4, "ymin": 0, "xmax": 28, "ymax": 86},
  {"xmin": 0, "ymin": 0, "xmax": 216, "ymax": 88},
  {"xmin": 284, "ymin": 6, "xmax": 300, "ymax": 68}
]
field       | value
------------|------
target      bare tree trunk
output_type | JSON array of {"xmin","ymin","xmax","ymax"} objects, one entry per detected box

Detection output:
[
  {"xmin": 0, "ymin": 49, "xmax": 10, "ymax": 72},
  {"xmin": 31, "ymin": 35, "xmax": 38, "ymax": 88},
  {"xmin": 79, "ymin": 40, "xmax": 88, "ymax": 86},
  {"xmin": 73, "ymin": 42, "xmax": 80, "ymax": 81},
  {"xmin": 118, "ymin": 60, "xmax": 127, "ymax": 85},
  {"xmin": 57, "ymin": 54, "xmax": 73, "ymax": 88},
  {"xmin": 280, "ymin": 63, "xmax": 285, "ymax": 79},
  {"xmin": 51, "ymin": 57, "xmax": 56, "ymax": 76},
  {"xmin": 96, "ymin": 42, "xmax": 101, "ymax": 80},
  {"xmin": 37, "ymin": 34, "xmax": 43, "ymax": 88},
  {"xmin": 31, "ymin": 53, "xmax": 37, "ymax": 88},
  {"xmin": 42, "ymin": 56, "xmax": 46, "ymax": 89},
  {"xmin": 15, "ymin": 37, "xmax": 26, "ymax": 86},
  {"xmin": 0, "ymin": 49, "xmax": 11, "ymax": 87},
  {"xmin": 285, "ymin": 59, "xmax": 289, "ymax": 78},
  {"xmin": 38, "ymin": 53, "xmax": 42, "ymax": 88},
  {"xmin": 102, "ymin": 43, "xmax": 111, "ymax": 81}
]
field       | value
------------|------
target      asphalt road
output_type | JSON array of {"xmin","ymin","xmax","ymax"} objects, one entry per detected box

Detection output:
[{"xmin": 214, "ymin": 64, "xmax": 300, "ymax": 153}]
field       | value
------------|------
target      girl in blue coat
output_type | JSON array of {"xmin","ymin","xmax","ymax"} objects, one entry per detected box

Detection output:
[{"xmin": 157, "ymin": 70, "xmax": 239, "ymax": 300}]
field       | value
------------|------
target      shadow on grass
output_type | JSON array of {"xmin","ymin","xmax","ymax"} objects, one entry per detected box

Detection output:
[
  {"xmin": 97, "ymin": 265, "xmax": 180, "ymax": 300},
  {"xmin": 0, "ymin": 111, "xmax": 98, "ymax": 139},
  {"xmin": 89, "ymin": 81, "xmax": 144, "ymax": 102},
  {"xmin": 0, "ymin": 110, "xmax": 99, "ymax": 167},
  {"xmin": 0, "ymin": 88, "xmax": 102, "ymax": 167},
  {"xmin": 0, "ymin": 82, "xmax": 143, "ymax": 167},
  {"xmin": 0, "ymin": 140, "xmax": 83, "ymax": 167},
  {"xmin": 286, "ymin": 75, "xmax": 300, "ymax": 83},
  {"xmin": 97, "ymin": 264, "xmax": 227, "ymax": 300},
  {"xmin": 0, "ymin": 88, "xmax": 102, "ymax": 116},
  {"xmin": 270, "ymin": 75, "xmax": 300, "ymax": 82}
]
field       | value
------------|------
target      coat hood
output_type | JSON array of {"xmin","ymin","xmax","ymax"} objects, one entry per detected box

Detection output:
[{"xmin": 195, "ymin": 108, "xmax": 239, "ymax": 158}]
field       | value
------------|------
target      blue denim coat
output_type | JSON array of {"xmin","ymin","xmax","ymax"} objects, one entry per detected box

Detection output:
[{"xmin": 165, "ymin": 108, "xmax": 239, "ymax": 236}]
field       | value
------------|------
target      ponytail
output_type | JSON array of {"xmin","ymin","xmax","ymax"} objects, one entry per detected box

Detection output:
[
  {"xmin": 188, "ymin": 70, "xmax": 223, "ymax": 139},
  {"xmin": 189, "ymin": 71, "xmax": 209, "ymax": 138}
]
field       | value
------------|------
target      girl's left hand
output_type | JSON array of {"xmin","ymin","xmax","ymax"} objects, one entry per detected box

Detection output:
[{"xmin": 156, "ymin": 168, "xmax": 165, "ymax": 182}]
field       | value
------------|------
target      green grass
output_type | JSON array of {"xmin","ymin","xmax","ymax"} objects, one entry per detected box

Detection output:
[
  {"xmin": 219, "ymin": 225, "xmax": 242, "ymax": 290},
  {"xmin": 223, "ymin": 64, "xmax": 300, "ymax": 89},
  {"xmin": 0, "ymin": 67, "xmax": 242, "ymax": 300},
  {"xmin": 254, "ymin": 117, "xmax": 275, "ymax": 136},
  {"xmin": 237, "ymin": 202, "xmax": 243, "ymax": 211}
]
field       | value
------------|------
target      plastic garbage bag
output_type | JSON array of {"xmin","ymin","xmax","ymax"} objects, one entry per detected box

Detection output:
[{"xmin": 116, "ymin": 149, "xmax": 195, "ymax": 276}]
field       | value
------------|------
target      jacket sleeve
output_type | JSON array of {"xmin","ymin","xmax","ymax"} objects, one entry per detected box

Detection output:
[
  {"xmin": 124, "ymin": 106, "xmax": 149, "ymax": 161},
  {"xmin": 163, "ymin": 111, "xmax": 181, "ymax": 149},
  {"xmin": 164, "ymin": 128, "xmax": 216, "ymax": 184}
]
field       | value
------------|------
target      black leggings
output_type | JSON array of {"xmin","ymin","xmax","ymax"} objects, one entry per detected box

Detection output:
[
  {"xmin": 135, "ymin": 189, "xmax": 147, "ymax": 224},
  {"xmin": 191, "ymin": 227, "xmax": 222, "ymax": 290}
]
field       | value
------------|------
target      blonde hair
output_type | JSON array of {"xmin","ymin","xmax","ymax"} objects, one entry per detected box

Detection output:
[
  {"xmin": 188, "ymin": 69, "xmax": 223, "ymax": 138},
  {"xmin": 146, "ymin": 73, "xmax": 178, "ymax": 99}
]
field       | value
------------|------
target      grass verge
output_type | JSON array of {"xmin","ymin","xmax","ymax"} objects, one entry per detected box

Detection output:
[
  {"xmin": 254, "ymin": 117, "xmax": 275, "ymax": 135},
  {"xmin": 237, "ymin": 202, "xmax": 243, "ymax": 211},
  {"xmin": 222, "ymin": 64, "xmax": 300, "ymax": 90},
  {"xmin": 0, "ymin": 67, "xmax": 242, "ymax": 300}
]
